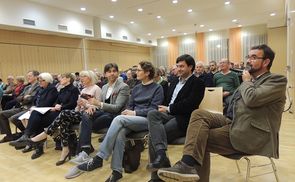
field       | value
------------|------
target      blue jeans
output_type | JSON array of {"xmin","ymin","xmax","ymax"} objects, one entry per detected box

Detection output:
[{"xmin": 97, "ymin": 115, "xmax": 148, "ymax": 173}]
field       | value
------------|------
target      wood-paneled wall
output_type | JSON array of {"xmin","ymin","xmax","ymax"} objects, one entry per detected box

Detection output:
[{"xmin": 0, "ymin": 29, "xmax": 152, "ymax": 80}]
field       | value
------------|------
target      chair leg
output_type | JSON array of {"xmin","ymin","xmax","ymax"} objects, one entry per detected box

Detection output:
[
  {"xmin": 235, "ymin": 160, "xmax": 241, "ymax": 173},
  {"xmin": 244, "ymin": 157, "xmax": 251, "ymax": 182},
  {"xmin": 269, "ymin": 157, "xmax": 280, "ymax": 182}
]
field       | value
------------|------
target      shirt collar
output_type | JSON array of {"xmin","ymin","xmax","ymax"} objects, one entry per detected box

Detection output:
[{"xmin": 179, "ymin": 74, "xmax": 193, "ymax": 84}]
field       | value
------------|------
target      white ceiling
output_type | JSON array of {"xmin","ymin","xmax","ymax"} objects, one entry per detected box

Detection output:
[{"xmin": 27, "ymin": 0, "xmax": 286, "ymax": 39}]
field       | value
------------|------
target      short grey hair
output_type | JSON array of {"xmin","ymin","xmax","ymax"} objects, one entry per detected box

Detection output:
[
  {"xmin": 39, "ymin": 72, "xmax": 53, "ymax": 83},
  {"xmin": 80, "ymin": 70, "xmax": 98, "ymax": 85}
]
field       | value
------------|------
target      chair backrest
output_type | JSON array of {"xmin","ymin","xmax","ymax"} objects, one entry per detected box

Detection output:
[{"xmin": 199, "ymin": 87, "xmax": 223, "ymax": 114}]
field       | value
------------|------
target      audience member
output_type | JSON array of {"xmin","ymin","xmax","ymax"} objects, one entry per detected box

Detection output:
[{"xmin": 194, "ymin": 62, "xmax": 214, "ymax": 87}]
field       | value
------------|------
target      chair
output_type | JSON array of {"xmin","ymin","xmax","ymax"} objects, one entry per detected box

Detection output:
[
  {"xmin": 171, "ymin": 87, "xmax": 223, "ymax": 145},
  {"xmin": 223, "ymin": 154, "xmax": 279, "ymax": 182},
  {"xmin": 199, "ymin": 87, "xmax": 223, "ymax": 114}
]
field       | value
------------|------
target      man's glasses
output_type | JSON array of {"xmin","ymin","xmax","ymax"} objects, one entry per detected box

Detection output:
[{"xmin": 245, "ymin": 55, "xmax": 264, "ymax": 61}]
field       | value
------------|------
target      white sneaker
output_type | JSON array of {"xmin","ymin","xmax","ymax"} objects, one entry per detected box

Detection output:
[{"xmin": 70, "ymin": 151, "xmax": 91, "ymax": 165}]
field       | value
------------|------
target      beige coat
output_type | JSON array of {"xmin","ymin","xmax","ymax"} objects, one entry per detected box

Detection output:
[{"xmin": 229, "ymin": 72, "xmax": 287, "ymax": 158}]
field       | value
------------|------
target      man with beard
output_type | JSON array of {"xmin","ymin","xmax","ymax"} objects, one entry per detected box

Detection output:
[{"xmin": 157, "ymin": 44, "xmax": 287, "ymax": 182}]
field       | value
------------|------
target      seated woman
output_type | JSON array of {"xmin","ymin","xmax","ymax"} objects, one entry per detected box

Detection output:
[
  {"xmin": 29, "ymin": 70, "xmax": 101, "ymax": 165},
  {"xmin": 23, "ymin": 73, "xmax": 80, "ymax": 159},
  {"xmin": 65, "ymin": 61, "xmax": 164, "ymax": 181},
  {"xmin": 71, "ymin": 63, "xmax": 130, "ymax": 164}
]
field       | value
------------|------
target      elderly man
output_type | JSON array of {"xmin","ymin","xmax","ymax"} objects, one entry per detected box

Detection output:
[
  {"xmin": 157, "ymin": 44, "xmax": 287, "ymax": 182},
  {"xmin": 194, "ymin": 62, "xmax": 214, "ymax": 87}
]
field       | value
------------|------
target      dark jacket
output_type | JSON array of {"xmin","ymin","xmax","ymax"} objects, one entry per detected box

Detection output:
[
  {"xmin": 34, "ymin": 83, "xmax": 58, "ymax": 107},
  {"xmin": 165, "ymin": 75, "xmax": 205, "ymax": 131},
  {"xmin": 56, "ymin": 84, "xmax": 80, "ymax": 110}
]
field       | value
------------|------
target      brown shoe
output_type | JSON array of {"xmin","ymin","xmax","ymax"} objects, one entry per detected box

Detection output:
[{"xmin": 157, "ymin": 161, "xmax": 199, "ymax": 182}]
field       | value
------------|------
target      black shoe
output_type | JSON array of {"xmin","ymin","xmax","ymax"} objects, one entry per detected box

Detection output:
[
  {"xmin": 0, "ymin": 135, "xmax": 14, "ymax": 143},
  {"xmin": 105, "ymin": 171, "xmax": 122, "ymax": 182},
  {"xmin": 77, "ymin": 155, "xmax": 103, "ymax": 171},
  {"xmin": 9, "ymin": 134, "xmax": 28, "ymax": 146},
  {"xmin": 157, "ymin": 161, "xmax": 199, "ymax": 182},
  {"xmin": 22, "ymin": 145, "xmax": 33, "ymax": 153},
  {"xmin": 31, "ymin": 145, "xmax": 44, "ymax": 160},
  {"xmin": 56, "ymin": 152, "xmax": 71, "ymax": 166},
  {"xmin": 146, "ymin": 155, "xmax": 171, "ymax": 172},
  {"xmin": 148, "ymin": 179, "xmax": 164, "ymax": 182},
  {"xmin": 13, "ymin": 142, "xmax": 27, "ymax": 150}
]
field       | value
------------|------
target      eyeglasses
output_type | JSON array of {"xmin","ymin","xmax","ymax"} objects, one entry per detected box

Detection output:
[{"xmin": 245, "ymin": 55, "xmax": 264, "ymax": 61}]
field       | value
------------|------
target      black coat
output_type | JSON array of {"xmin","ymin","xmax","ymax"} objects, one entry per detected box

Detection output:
[
  {"xmin": 165, "ymin": 75, "xmax": 205, "ymax": 131},
  {"xmin": 34, "ymin": 83, "xmax": 58, "ymax": 107}
]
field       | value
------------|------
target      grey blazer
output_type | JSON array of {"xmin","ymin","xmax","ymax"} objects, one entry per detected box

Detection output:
[
  {"xmin": 230, "ymin": 72, "xmax": 287, "ymax": 158},
  {"xmin": 100, "ymin": 79, "xmax": 130, "ymax": 114}
]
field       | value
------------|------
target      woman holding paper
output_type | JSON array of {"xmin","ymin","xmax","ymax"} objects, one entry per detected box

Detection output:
[{"xmin": 29, "ymin": 70, "xmax": 101, "ymax": 165}]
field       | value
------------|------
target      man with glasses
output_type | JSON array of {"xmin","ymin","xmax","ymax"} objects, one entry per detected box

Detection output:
[{"xmin": 157, "ymin": 44, "xmax": 287, "ymax": 182}]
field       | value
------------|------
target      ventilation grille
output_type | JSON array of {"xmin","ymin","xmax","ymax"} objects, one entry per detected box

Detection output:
[
  {"xmin": 122, "ymin": 35, "xmax": 128, "ymax": 40},
  {"xmin": 58, "ymin": 24, "xmax": 68, "ymax": 31},
  {"xmin": 23, "ymin": 19, "xmax": 35, "ymax": 26},
  {"xmin": 106, "ymin": 33, "xmax": 112, "ymax": 37},
  {"xmin": 148, "ymin": 40, "xmax": 153, "ymax": 43},
  {"xmin": 85, "ymin": 29, "xmax": 93, "ymax": 35},
  {"xmin": 136, "ymin": 38, "xmax": 141, "ymax": 42}
]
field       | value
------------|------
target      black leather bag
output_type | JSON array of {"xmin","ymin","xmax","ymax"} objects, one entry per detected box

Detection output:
[{"xmin": 122, "ymin": 139, "xmax": 144, "ymax": 173}]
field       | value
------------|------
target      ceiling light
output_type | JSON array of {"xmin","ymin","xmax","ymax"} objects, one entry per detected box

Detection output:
[
  {"xmin": 130, "ymin": 21, "xmax": 134, "ymax": 24},
  {"xmin": 172, "ymin": 0, "xmax": 178, "ymax": 4},
  {"xmin": 147, "ymin": 33, "xmax": 151, "ymax": 36},
  {"xmin": 238, "ymin": 24, "xmax": 242, "ymax": 27},
  {"xmin": 224, "ymin": 1, "xmax": 230, "ymax": 5},
  {"xmin": 183, "ymin": 33, "xmax": 187, "ymax": 35},
  {"xmin": 216, "ymin": 44, "xmax": 221, "ymax": 48},
  {"xmin": 187, "ymin": 9, "xmax": 193, "ymax": 13},
  {"xmin": 109, "ymin": 15, "xmax": 114, "ymax": 18},
  {"xmin": 161, "ymin": 36, "xmax": 164, "ymax": 39},
  {"xmin": 200, "ymin": 24, "xmax": 205, "ymax": 27},
  {"xmin": 156, "ymin": 15, "xmax": 161, "ymax": 19},
  {"xmin": 209, "ymin": 29, "xmax": 213, "ymax": 32},
  {"xmin": 137, "ymin": 8, "xmax": 143, "ymax": 12},
  {"xmin": 172, "ymin": 29, "xmax": 176, "ymax": 32},
  {"xmin": 270, "ymin": 12, "xmax": 276, "ymax": 16},
  {"xmin": 80, "ymin": 7, "xmax": 86, "ymax": 11},
  {"xmin": 232, "ymin": 19, "xmax": 237, "ymax": 23},
  {"xmin": 291, "ymin": 10, "xmax": 295, "ymax": 13},
  {"xmin": 111, "ymin": 0, "xmax": 117, "ymax": 2}
]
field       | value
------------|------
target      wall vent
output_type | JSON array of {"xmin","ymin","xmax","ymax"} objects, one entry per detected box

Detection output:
[
  {"xmin": 106, "ymin": 33, "xmax": 112, "ymax": 37},
  {"xmin": 148, "ymin": 40, "xmax": 153, "ymax": 43},
  {"xmin": 85, "ymin": 29, "xmax": 93, "ymax": 35},
  {"xmin": 23, "ymin": 19, "xmax": 35, "ymax": 26},
  {"xmin": 122, "ymin": 35, "xmax": 128, "ymax": 40},
  {"xmin": 58, "ymin": 24, "xmax": 68, "ymax": 31},
  {"xmin": 136, "ymin": 38, "xmax": 141, "ymax": 42}
]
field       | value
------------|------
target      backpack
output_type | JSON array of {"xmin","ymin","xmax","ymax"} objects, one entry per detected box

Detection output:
[{"xmin": 122, "ymin": 139, "xmax": 145, "ymax": 173}]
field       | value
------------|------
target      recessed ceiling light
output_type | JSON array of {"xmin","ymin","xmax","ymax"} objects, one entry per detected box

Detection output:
[
  {"xmin": 183, "ymin": 33, "xmax": 187, "ymax": 35},
  {"xmin": 109, "ymin": 15, "xmax": 114, "ymax": 18},
  {"xmin": 238, "ymin": 24, "xmax": 242, "ymax": 27},
  {"xmin": 147, "ymin": 33, "xmax": 151, "ymax": 36},
  {"xmin": 130, "ymin": 21, "xmax": 134, "ymax": 24},
  {"xmin": 200, "ymin": 24, "xmax": 205, "ymax": 27},
  {"xmin": 156, "ymin": 15, "xmax": 161, "ymax": 19},
  {"xmin": 138, "ymin": 8, "xmax": 143, "ymax": 12},
  {"xmin": 224, "ymin": 1, "xmax": 231, "ymax": 5},
  {"xmin": 232, "ymin": 19, "xmax": 238, "ymax": 22},
  {"xmin": 172, "ymin": 29, "xmax": 176, "ymax": 32},
  {"xmin": 111, "ymin": 0, "xmax": 117, "ymax": 2},
  {"xmin": 80, "ymin": 7, "xmax": 86, "ymax": 11},
  {"xmin": 161, "ymin": 36, "xmax": 164, "ymax": 38},
  {"xmin": 270, "ymin": 12, "xmax": 276, "ymax": 16},
  {"xmin": 172, "ymin": 0, "xmax": 178, "ymax": 4},
  {"xmin": 187, "ymin": 9, "xmax": 193, "ymax": 13},
  {"xmin": 209, "ymin": 29, "xmax": 213, "ymax": 31},
  {"xmin": 291, "ymin": 10, "xmax": 295, "ymax": 13}
]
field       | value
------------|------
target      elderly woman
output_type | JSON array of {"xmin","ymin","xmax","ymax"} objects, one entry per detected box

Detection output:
[
  {"xmin": 66, "ymin": 61, "xmax": 164, "ymax": 181},
  {"xmin": 30, "ymin": 70, "xmax": 101, "ymax": 165}
]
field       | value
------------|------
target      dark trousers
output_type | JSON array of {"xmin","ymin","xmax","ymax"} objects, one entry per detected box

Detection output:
[
  {"xmin": 0, "ymin": 108, "xmax": 22, "ymax": 135},
  {"xmin": 79, "ymin": 110, "xmax": 115, "ymax": 148},
  {"xmin": 147, "ymin": 110, "xmax": 186, "ymax": 180},
  {"xmin": 183, "ymin": 109, "xmax": 244, "ymax": 182}
]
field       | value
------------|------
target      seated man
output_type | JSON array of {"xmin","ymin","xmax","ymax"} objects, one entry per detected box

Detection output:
[
  {"xmin": 0, "ymin": 71, "xmax": 40, "ymax": 143},
  {"xmin": 146, "ymin": 54, "xmax": 205, "ymax": 182},
  {"xmin": 71, "ymin": 63, "xmax": 130, "ymax": 163},
  {"xmin": 157, "ymin": 44, "xmax": 287, "ymax": 182}
]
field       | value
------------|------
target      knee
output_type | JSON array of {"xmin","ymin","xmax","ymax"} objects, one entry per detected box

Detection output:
[
  {"xmin": 190, "ymin": 109, "xmax": 209, "ymax": 120},
  {"xmin": 111, "ymin": 115, "xmax": 125, "ymax": 127},
  {"xmin": 147, "ymin": 110, "xmax": 159, "ymax": 119}
]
